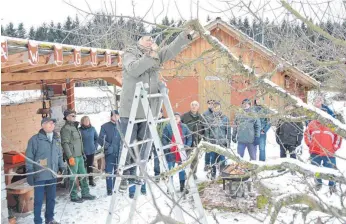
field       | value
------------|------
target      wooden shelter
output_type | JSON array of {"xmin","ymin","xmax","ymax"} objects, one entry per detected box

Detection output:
[{"xmin": 1, "ymin": 37, "xmax": 122, "ymax": 109}]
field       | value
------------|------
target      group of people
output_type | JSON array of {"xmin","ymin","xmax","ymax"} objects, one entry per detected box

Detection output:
[{"xmin": 24, "ymin": 25, "xmax": 343, "ymax": 224}]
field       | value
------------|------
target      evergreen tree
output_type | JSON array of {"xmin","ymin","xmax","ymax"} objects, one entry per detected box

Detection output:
[
  {"xmin": 1, "ymin": 25, "xmax": 4, "ymax": 35},
  {"xmin": 28, "ymin": 26, "xmax": 36, "ymax": 39},
  {"xmin": 229, "ymin": 17, "xmax": 237, "ymax": 26},
  {"xmin": 237, "ymin": 18, "xmax": 243, "ymax": 30},
  {"xmin": 5, "ymin": 22, "xmax": 16, "ymax": 37},
  {"xmin": 55, "ymin": 22, "xmax": 64, "ymax": 43},
  {"xmin": 325, "ymin": 19, "xmax": 333, "ymax": 35},
  {"xmin": 243, "ymin": 17, "xmax": 250, "ymax": 35},
  {"xmin": 35, "ymin": 23, "xmax": 48, "ymax": 41},
  {"xmin": 47, "ymin": 21, "xmax": 56, "ymax": 42},
  {"xmin": 16, "ymin": 23, "xmax": 26, "ymax": 38}
]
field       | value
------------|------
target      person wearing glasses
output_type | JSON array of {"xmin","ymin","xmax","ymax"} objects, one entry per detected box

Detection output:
[{"xmin": 60, "ymin": 109, "xmax": 96, "ymax": 203}]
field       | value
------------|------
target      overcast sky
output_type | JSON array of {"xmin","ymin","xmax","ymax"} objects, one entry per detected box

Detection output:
[{"xmin": 1, "ymin": 0, "xmax": 345, "ymax": 30}]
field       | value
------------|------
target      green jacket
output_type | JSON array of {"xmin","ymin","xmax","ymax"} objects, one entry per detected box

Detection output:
[{"xmin": 60, "ymin": 121, "xmax": 83, "ymax": 159}]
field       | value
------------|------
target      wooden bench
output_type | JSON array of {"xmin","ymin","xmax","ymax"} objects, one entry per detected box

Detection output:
[
  {"xmin": 93, "ymin": 152, "xmax": 105, "ymax": 171},
  {"xmin": 4, "ymin": 161, "xmax": 25, "ymax": 185},
  {"xmin": 6, "ymin": 178, "xmax": 34, "ymax": 213}
]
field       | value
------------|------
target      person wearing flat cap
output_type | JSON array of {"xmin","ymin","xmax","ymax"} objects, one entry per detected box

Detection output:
[
  {"xmin": 60, "ymin": 109, "xmax": 95, "ymax": 203},
  {"xmin": 98, "ymin": 110, "xmax": 122, "ymax": 196},
  {"xmin": 25, "ymin": 117, "xmax": 65, "ymax": 224}
]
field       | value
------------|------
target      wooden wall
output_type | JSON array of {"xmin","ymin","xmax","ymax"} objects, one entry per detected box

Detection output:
[
  {"xmin": 1, "ymin": 101, "xmax": 42, "ymax": 153},
  {"xmin": 162, "ymin": 24, "xmax": 308, "ymax": 115}
]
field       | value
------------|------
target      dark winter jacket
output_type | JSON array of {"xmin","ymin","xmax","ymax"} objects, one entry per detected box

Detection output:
[
  {"xmin": 26, "ymin": 130, "xmax": 65, "ymax": 182},
  {"xmin": 254, "ymin": 105, "xmax": 271, "ymax": 133},
  {"xmin": 202, "ymin": 108, "xmax": 213, "ymax": 139},
  {"xmin": 98, "ymin": 121, "xmax": 122, "ymax": 156},
  {"xmin": 119, "ymin": 32, "xmax": 192, "ymax": 119},
  {"xmin": 232, "ymin": 108, "xmax": 261, "ymax": 144},
  {"xmin": 79, "ymin": 125, "xmax": 99, "ymax": 156},
  {"xmin": 181, "ymin": 111, "xmax": 205, "ymax": 146},
  {"xmin": 205, "ymin": 112, "xmax": 232, "ymax": 147},
  {"xmin": 162, "ymin": 122, "xmax": 192, "ymax": 162},
  {"xmin": 276, "ymin": 115, "xmax": 304, "ymax": 147},
  {"xmin": 60, "ymin": 121, "xmax": 84, "ymax": 159}
]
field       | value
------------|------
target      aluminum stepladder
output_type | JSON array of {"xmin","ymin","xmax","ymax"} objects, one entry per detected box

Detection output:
[{"xmin": 105, "ymin": 82, "xmax": 208, "ymax": 224}]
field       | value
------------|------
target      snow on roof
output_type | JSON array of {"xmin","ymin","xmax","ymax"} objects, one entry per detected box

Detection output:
[{"xmin": 204, "ymin": 18, "xmax": 320, "ymax": 88}]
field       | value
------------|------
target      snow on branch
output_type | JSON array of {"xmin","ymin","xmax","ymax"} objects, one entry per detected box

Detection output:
[
  {"xmin": 266, "ymin": 193, "xmax": 346, "ymax": 224},
  {"xmin": 190, "ymin": 20, "xmax": 346, "ymax": 139},
  {"xmin": 198, "ymin": 141, "xmax": 346, "ymax": 184}
]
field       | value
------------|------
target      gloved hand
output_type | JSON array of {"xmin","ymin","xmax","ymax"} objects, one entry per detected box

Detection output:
[
  {"xmin": 254, "ymin": 137, "xmax": 260, "ymax": 146},
  {"xmin": 232, "ymin": 136, "xmax": 237, "ymax": 143},
  {"xmin": 83, "ymin": 154, "xmax": 87, "ymax": 161},
  {"xmin": 27, "ymin": 174, "xmax": 34, "ymax": 186},
  {"xmin": 69, "ymin": 157, "xmax": 75, "ymax": 166}
]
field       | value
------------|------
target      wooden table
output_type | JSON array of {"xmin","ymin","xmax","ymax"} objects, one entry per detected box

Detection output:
[
  {"xmin": 6, "ymin": 178, "xmax": 34, "ymax": 213},
  {"xmin": 4, "ymin": 161, "xmax": 25, "ymax": 185},
  {"xmin": 94, "ymin": 152, "xmax": 105, "ymax": 171}
]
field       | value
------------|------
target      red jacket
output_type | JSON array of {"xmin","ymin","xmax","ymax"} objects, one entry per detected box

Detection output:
[{"xmin": 304, "ymin": 120, "xmax": 342, "ymax": 156}]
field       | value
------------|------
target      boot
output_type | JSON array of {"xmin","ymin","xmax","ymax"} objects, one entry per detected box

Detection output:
[
  {"xmin": 107, "ymin": 189, "xmax": 112, "ymax": 196},
  {"xmin": 204, "ymin": 165, "xmax": 209, "ymax": 171},
  {"xmin": 71, "ymin": 197, "xmax": 84, "ymax": 203},
  {"xmin": 119, "ymin": 179, "xmax": 128, "ymax": 192},
  {"xmin": 82, "ymin": 193, "xmax": 96, "ymax": 200},
  {"xmin": 180, "ymin": 180, "xmax": 189, "ymax": 194},
  {"xmin": 329, "ymin": 185, "xmax": 337, "ymax": 194},
  {"xmin": 315, "ymin": 183, "xmax": 322, "ymax": 191},
  {"xmin": 89, "ymin": 176, "xmax": 96, "ymax": 187}
]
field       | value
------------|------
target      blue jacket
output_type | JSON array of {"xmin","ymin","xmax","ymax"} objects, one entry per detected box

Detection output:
[
  {"xmin": 305, "ymin": 104, "xmax": 335, "ymax": 126},
  {"xmin": 205, "ymin": 112, "xmax": 232, "ymax": 147},
  {"xmin": 79, "ymin": 126, "xmax": 99, "ymax": 155},
  {"xmin": 26, "ymin": 130, "xmax": 65, "ymax": 182},
  {"xmin": 162, "ymin": 122, "xmax": 192, "ymax": 162},
  {"xmin": 254, "ymin": 105, "xmax": 271, "ymax": 133},
  {"xmin": 98, "ymin": 121, "xmax": 122, "ymax": 156}
]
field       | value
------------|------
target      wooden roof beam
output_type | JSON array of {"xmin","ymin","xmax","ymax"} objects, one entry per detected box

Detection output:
[{"xmin": 2, "ymin": 71, "xmax": 122, "ymax": 83}]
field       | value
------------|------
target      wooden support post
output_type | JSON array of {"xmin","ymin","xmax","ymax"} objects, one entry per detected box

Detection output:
[{"xmin": 66, "ymin": 79, "xmax": 75, "ymax": 110}]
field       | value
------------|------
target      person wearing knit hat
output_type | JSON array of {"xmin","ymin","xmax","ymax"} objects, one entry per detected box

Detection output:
[
  {"xmin": 232, "ymin": 98, "xmax": 261, "ymax": 160},
  {"xmin": 60, "ymin": 109, "xmax": 96, "ymax": 202}
]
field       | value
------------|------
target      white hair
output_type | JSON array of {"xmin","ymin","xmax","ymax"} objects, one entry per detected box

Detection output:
[{"xmin": 190, "ymin": 101, "xmax": 199, "ymax": 107}]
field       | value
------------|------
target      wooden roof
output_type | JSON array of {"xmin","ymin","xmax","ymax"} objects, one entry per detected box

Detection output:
[
  {"xmin": 1, "ymin": 37, "xmax": 123, "ymax": 91},
  {"xmin": 203, "ymin": 18, "xmax": 320, "ymax": 88}
]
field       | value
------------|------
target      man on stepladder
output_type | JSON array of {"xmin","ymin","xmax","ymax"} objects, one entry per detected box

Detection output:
[{"xmin": 119, "ymin": 28, "xmax": 194, "ymax": 198}]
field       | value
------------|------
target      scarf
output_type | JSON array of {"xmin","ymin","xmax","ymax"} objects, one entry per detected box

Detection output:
[
  {"xmin": 170, "ymin": 123, "xmax": 183, "ymax": 162},
  {"xmin": 46, "ymin": 132, "xmax": 53, "ymax": 142}
]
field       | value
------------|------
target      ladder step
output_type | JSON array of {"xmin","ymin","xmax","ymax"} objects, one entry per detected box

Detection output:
[
  {"xmin": 129, "ymin": 139, "xmax": 153, "ymax": 147},
  {"xmin": 156, "ymin": 118, "xmax": 170, "ymax": 123},
  {"xmin": 122, "ymin": 159, "xmax": 147, "ymax": 170},
  {"xmin": 147, "ymin": 93, "xmax": 163, "ymax": 98},
  {"xmin": 134, "ymin": 119, "xmax": 147, "ymax": 124},
  {"xmin": 161, "ymin": 143, "xmax": 177, "ymax": 150}
]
